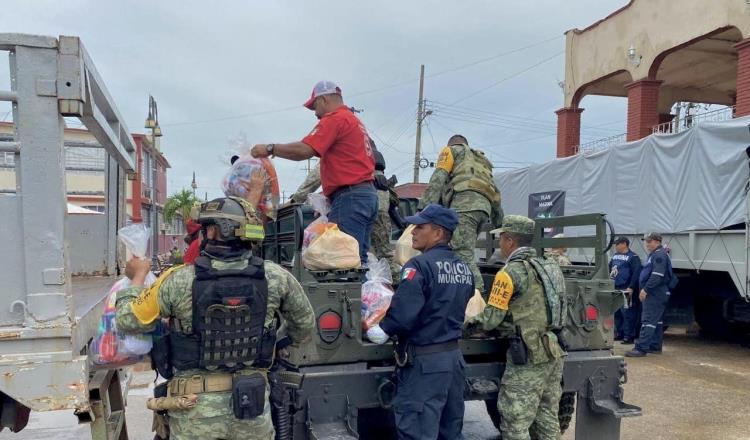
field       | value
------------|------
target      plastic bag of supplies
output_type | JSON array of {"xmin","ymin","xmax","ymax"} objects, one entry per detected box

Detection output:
[
  {"xmin": 90, "ymin": 224, "xmax": 158, "ymax": 366},
  {"xmin": 302, "ymin": 225, "xmax": 361, "ymax": 271},
  {"xmin": 302, "ymin": 193, "xmax": 336, "ymax": 252},
  {"xmin": 394, "ymin": 224, "xmax": 421, "ymax": 266},
  {"xmin": 361, "ymin": 256, "xmax": 394, "ymax": 331},
  {"xmin": 464, "ymin": 289, "xmax": 487, "ymax": 323},
  {"xmin": 221, "ymin": 155, "xmax": 280, "ymax": 221}
]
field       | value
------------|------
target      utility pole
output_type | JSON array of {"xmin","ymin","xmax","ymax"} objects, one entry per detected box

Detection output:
[{"xmin": 413, "ymin": 64, "xmax": 425, "ymax": 184}]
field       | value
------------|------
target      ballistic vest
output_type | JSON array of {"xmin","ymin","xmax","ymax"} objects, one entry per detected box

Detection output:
[
  {"xmin": 450, "ymin": 144, "xmax": 501, "ymax": 204},
  {"xmin": 497, "ymin": 252, "xmax": 566, "ymax": 364},
  {"xmin": 170, "ymin": 255, "xmax": 274, "ymax": 372}
]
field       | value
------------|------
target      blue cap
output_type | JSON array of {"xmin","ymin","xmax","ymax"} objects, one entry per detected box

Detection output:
[{"xmin": 405, "ymin": 204, "xmax": 459, "ymax": 232}]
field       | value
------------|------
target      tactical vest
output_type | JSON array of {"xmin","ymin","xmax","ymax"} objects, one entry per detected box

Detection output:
[
  {"xmin": 498, "ymin": 259, "xmax": 565, "ymax": 364},
  {"xmin": 169, "ymin": 256, "xmax": 275, "ymax": 372},
  {"xmin": 449, "ymin": 144, "xmax": 501, "ymax": 204}
]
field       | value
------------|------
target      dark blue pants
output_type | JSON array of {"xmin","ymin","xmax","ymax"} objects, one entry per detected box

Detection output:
[
  {"xmin": 615, "ymin": 289, "xmax": 641, "ymax": 340},
  {"xmin": 329, "ymin": 184, "xmax": 378, "ymax": 264},
  {"xmin": 392, "ymin": 349, "xmax": 466, "ymax": 440},
  {"xmin": 635, "ymin": 291, "xmax": 668, "ymax": 353}
]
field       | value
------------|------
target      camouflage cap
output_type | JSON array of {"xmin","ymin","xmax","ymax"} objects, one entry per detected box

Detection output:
[{"xmin": 490, "ymin": 214, "xmax": 534, "ymax": 236}]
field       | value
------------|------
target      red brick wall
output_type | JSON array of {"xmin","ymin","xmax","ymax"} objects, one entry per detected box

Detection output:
[
  {"xmin": 626, "ymin": 80, "xmax": 662, "ymax": 141},
  {"xmin": 734, "ymin": 39, "xmax": 750, "ymax": 117},
  {"xmin": 555, "ymin": 107, "xmax": 584, "ymax": 158}
]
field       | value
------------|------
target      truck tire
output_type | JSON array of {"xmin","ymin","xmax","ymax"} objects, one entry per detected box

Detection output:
[{"xmin": 484, "ymin": 391, "xmax": 576, "ymax": 438}]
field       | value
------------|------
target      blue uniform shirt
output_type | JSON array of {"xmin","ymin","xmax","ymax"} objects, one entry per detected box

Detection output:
[
  {"xmin": 639, "ymin": 246, "xmax": 671, "ymax": 296},
  {"xmin": 609, "ymin": 250, "xmax": 642, "ymax": 290},
  {"xmin": 380, "ymin": 243, "xmax": 474, "ymax": 346}
]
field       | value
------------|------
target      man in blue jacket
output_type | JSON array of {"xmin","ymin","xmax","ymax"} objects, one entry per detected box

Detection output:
[
  {"xmin": 626, "ymin": 233, "xmax": 672, "ymax": 357},
  {"xmin": 609, "ymin": 237, "xmax": 642, "ymax": 344},
  {"xmin": 367, "ymin": 203, "xmax": 473, "ymax": 440}
]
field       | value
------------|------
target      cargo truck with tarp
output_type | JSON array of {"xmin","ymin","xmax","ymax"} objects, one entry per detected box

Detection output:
[{"xmin": 495, "ymin": 117, "xmax": 750, "ymax": 337}]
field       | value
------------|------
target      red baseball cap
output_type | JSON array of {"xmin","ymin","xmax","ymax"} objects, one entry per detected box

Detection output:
[{"xmin": 303, "ymin": 80, "xmax": 342, "ymax": 110}]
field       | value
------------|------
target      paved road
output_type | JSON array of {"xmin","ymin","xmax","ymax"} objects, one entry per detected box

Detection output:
[{"xmin": 7, "ymin": 329, "xmax": 750, "ymax": 439}]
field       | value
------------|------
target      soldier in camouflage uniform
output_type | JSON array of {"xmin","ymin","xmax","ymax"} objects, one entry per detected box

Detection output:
[
  {"xmin": 465, "ymin": 215, "xmax": 566, "ymax": 440},
  {"xmin": 288, "ymin": 163, "xmax": 321, "ymax": 204},
  {"xmin": 116, "ymin": 197, "xmax": 315, "ymax": 440},
  {"xmin": 419, "ymin": 134, "xmax": 502, "ymax": 292},
  {"xmin": 544, "ymin": 233, "xmax": 572, "ymax": 266}
]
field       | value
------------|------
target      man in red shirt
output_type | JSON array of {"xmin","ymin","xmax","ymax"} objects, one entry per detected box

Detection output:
[{"xmin": 251, "ymin": 80, "xmax": 378, "ymax": 264}]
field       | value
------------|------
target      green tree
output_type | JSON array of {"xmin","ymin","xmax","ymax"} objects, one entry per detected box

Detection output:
[{"xmin": 164, "ymin": 189, "xmax": 198, "ymax": 226}]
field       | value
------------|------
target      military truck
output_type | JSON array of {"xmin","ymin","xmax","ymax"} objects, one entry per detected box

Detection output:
[
  {"xmin": 0, "ymin": 33, "xmax": 136, "ymax": 438},
  {"xmin": 262, "ymin": 204, "xmax": 641, "ymax": 439}
]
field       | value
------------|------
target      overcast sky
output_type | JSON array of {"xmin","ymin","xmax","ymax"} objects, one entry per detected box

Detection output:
[{"xmin": 3, "ymin": 0, "xmax": 629, "ymax": 200}]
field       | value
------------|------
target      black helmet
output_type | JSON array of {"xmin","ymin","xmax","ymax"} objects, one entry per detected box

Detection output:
[{"xmin": 196, "ymin": 197, "xmax": 264, "ymax": 243}]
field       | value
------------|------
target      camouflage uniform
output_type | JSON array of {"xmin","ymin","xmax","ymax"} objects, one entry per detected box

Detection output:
[
  {"xmin": 465, "ymin": 216, "xmax": 565, "ymax": 440},
  {"xmin": 544, "ymin": 250, "xmax": 571, "ymax": 266},
  {"xmin": 289, "ymin": 163, "xmax": 321, "ymax": 204},
  {"xmin": 419, "ymin": 143, "xmax": 502, "ymax": 292},
  {"xmin": 116, "ymin": 258, "xmax": 315, "ymax": 440}
]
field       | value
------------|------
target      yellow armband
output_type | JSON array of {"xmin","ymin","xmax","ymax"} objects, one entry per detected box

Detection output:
[
  {"xmin": 129, "ymin": 265, "xmax": 181, "ymax": 324},
  {"xmin": 487, "ymin": 271, "xmax": 514, "ymax": 311},
  {"xmin": 436, "ymin": 147, "xmax": 454, "ymax": 172}
]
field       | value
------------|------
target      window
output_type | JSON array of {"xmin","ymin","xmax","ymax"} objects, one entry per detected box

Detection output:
[{"xmin": 82, "ymin": 205, "xmax": 105, "ymax": 213}]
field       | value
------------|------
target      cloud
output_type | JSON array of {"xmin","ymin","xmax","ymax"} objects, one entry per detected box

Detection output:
[{"xmin": 3, "ymin": 0, "xmax": 629, "ymax": 199}]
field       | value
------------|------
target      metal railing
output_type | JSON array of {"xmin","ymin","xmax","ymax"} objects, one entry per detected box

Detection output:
[
  {"xmin": 652, "ymin": 106, "xmax": 735, "ymax": 135},
  {"xmin": 574, "ymin": 132, "xmax": 626, "ymax": 155}
]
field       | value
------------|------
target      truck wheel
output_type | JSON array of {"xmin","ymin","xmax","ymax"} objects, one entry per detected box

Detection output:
[{"xmin": 484, "ymin": 391, "xmax": 576, "ymax": 437}]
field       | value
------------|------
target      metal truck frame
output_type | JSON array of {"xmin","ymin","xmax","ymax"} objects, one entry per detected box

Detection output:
[
  {"xmin": 0, "ymin": 33, "xmax": 135, "ymax": 438},
  {"xmin": 263, "ymin": 206, "xmax": 641, "ymax": 439}
]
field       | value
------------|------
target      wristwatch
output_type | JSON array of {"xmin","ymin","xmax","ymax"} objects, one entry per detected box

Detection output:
[{"xmin": 266, "ymin": 144, "xmax": 275, "ymax": 156}]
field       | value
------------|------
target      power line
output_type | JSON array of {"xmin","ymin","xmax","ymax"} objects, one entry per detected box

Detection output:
[
  {"xmin": 161, "ymin": 35, "xmax": 563, "ymax": 128},
  {"xmin": 447, "ymin": 51, "xmax": 564, "ymax": 106}
]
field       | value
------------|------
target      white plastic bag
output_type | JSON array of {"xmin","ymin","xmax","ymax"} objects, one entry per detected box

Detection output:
[
  {"xmin": 303, "ymin": 225, "xmax": 360, "ymax": 270},
  {"xmin": 362, "ymin": 255, "xmax": 394, "ymax": 331},
  {"xmin": 395, "ymin": 224, "xmax": 421, "ymax": 266},
  {"xmin": 222, "ymin": 155, "xmax": 280, "ymax": 220},
  {"xmin": 464, "ymin": 289, "xmax": 487, "ymax": 323},
  {"xmin": 119, "ymin": 223, "xmax": 151, "ymax": 258}
]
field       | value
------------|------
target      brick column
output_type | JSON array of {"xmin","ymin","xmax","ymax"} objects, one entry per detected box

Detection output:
[
  {"xmin": 734, "ymin": 39, "xmax": 750, "ymax": 117},
  {"xmin": 625, "ymin": 80, "xmax": 662, "ymax": 141},
  {"xmin": 555, "ymin": 107, "xmax": 584, "ymax": 158}
]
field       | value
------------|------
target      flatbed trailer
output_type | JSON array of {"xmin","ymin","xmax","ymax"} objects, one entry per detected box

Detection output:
[{"xmin": 0, "ymin": 33, "xmax": 135, "ymax": 438}]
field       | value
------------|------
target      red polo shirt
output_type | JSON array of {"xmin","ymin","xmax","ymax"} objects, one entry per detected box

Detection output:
[{"xmin": 302, "ymin": 105, "xmax": 375, "ymax": 197}]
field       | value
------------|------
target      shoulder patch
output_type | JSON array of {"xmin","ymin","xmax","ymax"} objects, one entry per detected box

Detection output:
[
  {"xmin": 487, "ymin": 270, "xmax": 514, "ymax": 310},
  {"xmin": 401, "ymin": 267, "xmax": 417, "ymax": 281},
  {"xmin": 436, "ymin": 147, "xmax": 454, "ymax": 172}
]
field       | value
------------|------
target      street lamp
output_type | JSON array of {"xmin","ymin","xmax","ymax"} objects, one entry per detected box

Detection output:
[{"xmin": 145, "ymin": 95, "xmax": 163, "ymax": 268}]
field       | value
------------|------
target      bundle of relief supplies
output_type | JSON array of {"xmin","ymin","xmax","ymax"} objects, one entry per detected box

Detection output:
[
  {"xmin": 301, "ymin": 193, "xmax": 360, "ymax": 271},
  {"xmin": 221, "ymin": 153, "xmax": 280, "ymax": 221},
  {"xmin": 394, "ymin": 224, "xmax": 421, "ymax": 266},
  {"xmin": 361, "ymin": 255, "xmax": 394, "ymax": 332},
  {"xmin": 89, "ymin": 224, "xmax": 158, "ymax": 365},
  {"xmin": 464, "ymin": 289, "xmax": 487, "ymax": 323}
]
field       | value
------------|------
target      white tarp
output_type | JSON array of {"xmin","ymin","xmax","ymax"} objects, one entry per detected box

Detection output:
[{"xmin": 495, "ymin": 117, "xmax": 750, "ymax": 234}]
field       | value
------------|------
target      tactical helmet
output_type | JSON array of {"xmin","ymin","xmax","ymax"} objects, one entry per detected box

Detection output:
[{"xmin": 197, "ymin": 197, "xmax": 265, "ymax": 242}]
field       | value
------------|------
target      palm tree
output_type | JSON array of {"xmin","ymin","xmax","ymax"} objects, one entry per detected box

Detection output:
[{"xmin": 164, "ymin": 189, "xmax": 198, "ymax": 226}]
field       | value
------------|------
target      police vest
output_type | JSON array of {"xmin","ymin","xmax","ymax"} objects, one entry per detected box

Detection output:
[
  {"xmin": 497, "ymin": 259, "xmax": 565, "ymax": 364},
  {"xmin": 170, "ymin": 256, "xmax": 275, "ymax": 372},
  {"xmin": 449, "ymin": 144, "xmax": 501, "ymax": 204}
]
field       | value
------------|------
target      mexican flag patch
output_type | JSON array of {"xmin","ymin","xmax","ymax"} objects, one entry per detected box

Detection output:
[{"xmin": 402, "ymin": 267, "xmax": 417, "ymax": 281}]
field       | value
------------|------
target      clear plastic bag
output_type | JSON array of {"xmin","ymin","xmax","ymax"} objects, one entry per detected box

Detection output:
[
  {"xmin": 362, "ymin": 255, "xmax": 394, "ymax": 331},
  {"xmin": 395, "ymin": 224, "xmax": 421, "ymax": 266},
  {"xmin": 302, "ymin": 193, "xmax": 334, "ymax": 251},
  {"xmin": 222, "ymin": 156, "xmax": 280, "ymax": 220},
  {"xmin": 91, "ymin": 225, "xmax": 159, "ymax": 365}
]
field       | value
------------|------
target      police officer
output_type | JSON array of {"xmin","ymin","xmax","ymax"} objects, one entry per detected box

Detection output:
[
  {"xmin": 116, "ymin": 197, "xmax": 315, "ymax": 440},
  {"xmin": 464, "ymin": 215, "xmax": 566, "ymax": 440},
  {"xmin": 609, "ymin": 237, "xmax": 642, "ymax": 344},
  {"xmin": 626, "ymin": 232, "xmax": 672, "ymax": 357},
  {"xmin": 367, "ymin": 204, "xmax": 473, "ymax": 440},
  {"xmin": 420, "ymin": 134, "xmax": 502, "ymax": 293}
]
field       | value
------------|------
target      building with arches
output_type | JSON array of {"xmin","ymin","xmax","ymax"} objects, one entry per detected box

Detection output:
[{"xmin": 556, "ymin": 0, "xmax": 750, "ymax": 157}]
